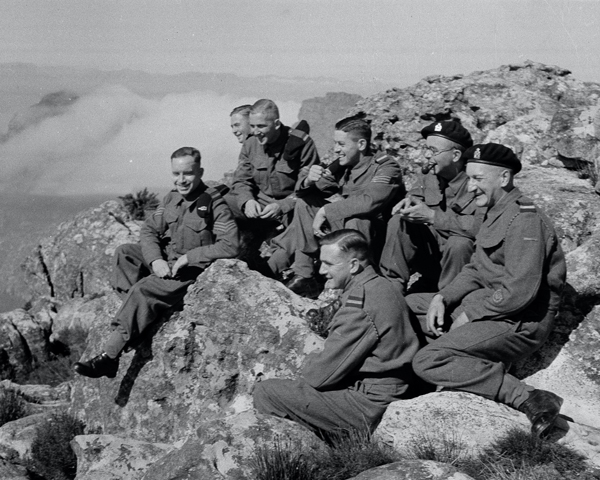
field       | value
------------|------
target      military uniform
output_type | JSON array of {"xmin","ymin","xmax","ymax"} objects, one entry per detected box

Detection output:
[
  {"xmin": 268, "ymin": 153, "xmax": 404, "ymax": 279},
  {"xmin": 379, "ymin": 169, "xmax": 484, "ymax": 293},
  {"xmin": 105, "ymin": 184, "xmax": 239, "ymax": 358},
  {"xmin": 254, "ymin": 265, "xmax": 419, "ymax": 436},
  {"xmin": 227, "ymin": 124, "xmax": 320, "ymax": 221},
  {"xmin": 409, "ymin": 187, "xmax": 566, "ymax": 410}
]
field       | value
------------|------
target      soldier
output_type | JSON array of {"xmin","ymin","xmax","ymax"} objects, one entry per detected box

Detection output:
[
  {"xmin": 379, "ymin": 120, "xmax": 483, "ymax": 294},
  {"xmin": 230, "ymin": 104, "xmax": 252, "ymax": 144},
  {"xmin": 408, "ymin": 143, "xmax": 566, "ymax": 437},
  {"xmin": 226, "ymin": 99, "xmax": 319, "ymax": 227},
  {"xmin": 74, "ymin": 147, "xmax": 239, "ymax": 378},
  {"xmin": 254, "ymin": 229, "xmax": 419, "ymax": 439},
  {"xmin": 267, "ymin": 116, "xmax": 403, "ymax": 297}
]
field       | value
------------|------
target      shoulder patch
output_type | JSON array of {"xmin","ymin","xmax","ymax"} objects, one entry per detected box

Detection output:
[
  {"xmin": 289, "ymin": 128, "xmax": 309, "ymax": 142},
  {"xmin": 374, "ymin": 153, "xmax": 391, "ymax": 164},
  {"xmin": 345, "ymin": 291, "xmax": 364, "ymax": 309},
  {"xmin": 517, "ymin": 197, "xmax": 537, "ymax": 213}
]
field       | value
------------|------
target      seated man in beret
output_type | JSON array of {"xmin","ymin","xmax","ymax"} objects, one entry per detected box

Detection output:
[
  {"xmin": 74, "ymin": 147, "xmax": 240, "ymax": 378},
  {"xmin": 254, "ymin": 229, "xmax": 419, "ymax": 440},
  {"xmin": 408, "ymin": 143, "xmax": 566, "ymax": 437},
  {"xmin": 379, "ymin": 120, "xmax": 484, "ymax": 294}
]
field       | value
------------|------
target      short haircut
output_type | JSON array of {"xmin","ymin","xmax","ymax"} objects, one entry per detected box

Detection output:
[
  {"xmin": 335, "ymin": 116, "xmax": 372, "ymax": 144},
  {"xmin": 230, "ymin": 104, "xmax": 252, "ymax": 117},
  {"xmin": 171, "ymin": 146, "xmax": 201, "ymax": 165},
  {"xmin": 250, "ymin": 99, "xmax": 280, "ymax": 120},
  {"xmin": 319, "ymin": 229, "xmax": 370, "ymax": 263}
]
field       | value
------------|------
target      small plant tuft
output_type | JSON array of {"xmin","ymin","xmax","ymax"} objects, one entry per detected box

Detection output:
[
  {"xmin": 28, "ymin": 411, "xmax": 86, "ymax": 480},
  {"xmin": 119, "ymin": 187, "xmax": 160, "ymax": 220},
  {"xmin": 250, "ymin": 436, "xmax": 316, "ymax": 480},
  {"xmin": 0, "ymin": 389, "xmax": 28, "ymax": 427},
  {"xmin": 408, "ymin": 428, "xmax": 469, "ymax": 465}
]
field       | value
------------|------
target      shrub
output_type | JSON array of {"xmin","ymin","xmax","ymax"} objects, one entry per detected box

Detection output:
[
  {"xmin": 0, "ymin": 389, "xmax": 28, "ymax": 427},
  {"xmin": 119, "ymin": 188, "xmax": 160, "ymax": 220},
  {"xmin": 250, "ymin": 430, "xmax": 402, "ymax": 480},
  {"xmin": 28, "ymin": 412, "xmax": 85, "ymax": 480}
]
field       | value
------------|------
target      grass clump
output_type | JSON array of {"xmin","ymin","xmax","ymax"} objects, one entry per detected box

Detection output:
[
  {"xmin": 27, "ymin": 411, "xmax": 85, "ymax": 480},
  {"xmin": 0, "ymin": 388, "xmax": 28, "ymax": 427},
  {"xmin": 407, "ymin": 428, "xmax": 469, "ymax": 466},
  {"xmin": 250, "ymin": 430, "xmax": 402, "ymax": 480}
]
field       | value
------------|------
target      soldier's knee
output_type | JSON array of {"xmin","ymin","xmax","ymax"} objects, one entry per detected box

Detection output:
[
  {"xmin": 412, "ymin": 346, "xmax": 438, "ymax": 382},
  {"xmin": 445, "ymin": 236, "xmax": 474, "ymax": 256},
  {"xmin": 253, "ymin": 379, "xmax": 278, "ymax": 414}
]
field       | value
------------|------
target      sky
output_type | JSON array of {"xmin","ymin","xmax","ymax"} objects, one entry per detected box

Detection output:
[
  {"xmin": 2, "ymin": 0, "xmax": 599, "ymax": 85},
  {"xmin": 0, "ymin": 0, "xmax": 599, "ymax": 196}
]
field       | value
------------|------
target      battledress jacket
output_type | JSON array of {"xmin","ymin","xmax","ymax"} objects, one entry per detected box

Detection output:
[
  {"xmin": 438, "ymin": 187, "xmax": 566, "ymax": 322},
  {"xmin": 410, "ymin": 170, "xmax": 483, "ymax": 240},
  {"xmin": 139, "ymin": 183, "xmax": 239, "ymax": 269},
  {"xmin": 232, "ymin": 125, "xmax": 320, "ymax": 214},
  {"xmin": 298, "ymin": 153, "xmax": 404, "ymax": 225},
  {"xmin": 302, "ymin": 265, "xmax": 419, "ymax": 390}
]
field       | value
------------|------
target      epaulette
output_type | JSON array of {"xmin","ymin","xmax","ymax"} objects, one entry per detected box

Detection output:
[
  {"xmin": 517, "ymin": 197, "xmax": 537, "ymax": 213},
  {"xmin": 345, "ymin": 287, "xmax": 365, "ymax": 309},
  {"xmin": 374, "ymin": 153, "xmax": 392, "ymax": 164},
  {"xmin": 289, "ymin": 127, "xmax": 309, "ymax": 142}
]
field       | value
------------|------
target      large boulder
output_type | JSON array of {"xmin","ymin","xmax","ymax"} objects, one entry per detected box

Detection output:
[
  {"xmin": 348, "ymin": 460, "xmax": 474, "ymax": 480},
  {"xmin": 69, "ymin": 260, "xmax": 323, "ymax": 443},
  {"xmin": 377, "ymin": 391, "xmax": 600, "ymax": 467},
  {"xmin": 20, "ymin": 200, "xmax": 140, "ymax": 304}
]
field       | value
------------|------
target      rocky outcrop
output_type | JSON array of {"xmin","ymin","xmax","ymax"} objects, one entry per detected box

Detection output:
[
  {"xmin": 20, "ymin": 200, "xmax": 140, "ymax": 303},
  {"xmin": 69, "ymin": 260, "xmax": 323, "ymax": 443},
  {"xmin": 348, "ymin": 461, "xmax": 474, "ymax": 480}
]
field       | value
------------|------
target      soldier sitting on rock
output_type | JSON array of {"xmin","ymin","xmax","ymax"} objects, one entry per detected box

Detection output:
[
  {"xmin": 379, "ymin": 120, "xmax": 484, "ymax": 294},
  {"xmin": 266, "ymin": 116, "xmax": 404, "ymax": 298},
  {"xmin": 408, "ymin": 143, "xmax": 567, "ymax": 437},
  {"xmin": 74, "ymin": 147, "xmax": 239, "ymax": 378},
  {"xmin": 254, "ymin": 229, "xmax": 419, "ymax": 440}
]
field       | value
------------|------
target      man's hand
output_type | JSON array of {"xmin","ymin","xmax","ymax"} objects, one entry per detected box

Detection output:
[
  {"xmin": 171, "ymin": 254, "xmax": 189, "ymax": 277},
  {"xmin": 399, "ymin": 198, "xmax": 435, "ymax": 225},
  {"xmin": 304, "ymin": 165, "xmax": 325, "ymax": 187},
  {"xmin": 426, "ymin": 294, "xmax": 446, "ymax": 337},
  {"xmin": 259, "ymin": 202, "xmax": 282, "ymax": 219},
  {"xmin": 450, "ymin": 311, "xmax": 470, "ymax": 331},
  {"xmin": 312, "ymin": 207, "xmax": 328, "ymax": 237},
  {"xmin": 152, "ymin": 259, "xmax": 171, "ymax": 278},
  {"xmin": 391, "ymin": 197, "xmax": 413, "ymax": 215},
  {"xmin": 243, "ymin": 199, "xmax": 262, "ymax": 218}
]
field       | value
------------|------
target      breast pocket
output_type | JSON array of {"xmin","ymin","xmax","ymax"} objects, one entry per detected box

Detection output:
[
  {"xmin": 275, "ymin": 160, "xmax": 299, "ymax": 192},
  {"xmin": 185, "ymin": 217, "xmax": 214, "ymax": 248}
]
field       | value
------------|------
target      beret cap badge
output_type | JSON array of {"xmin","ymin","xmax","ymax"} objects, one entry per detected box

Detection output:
[
  {"xmin": 474, "ymin": 148, "xmax": 481, "ymax": 159},
  {"xmin": 434, "ymin": 123, "xmax": 442, "ymax": 132}
]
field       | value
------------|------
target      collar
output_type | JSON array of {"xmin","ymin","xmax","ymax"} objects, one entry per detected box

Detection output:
[
  {"xmin": 484, "ymin": 186, "xmax": 520, "ymax": 224},
  {"xmin": 343, "ymin": 264, "xmax": 378, "ymax": 293},
  {"xmin": 447, "ymin": 170, "xmax": 468, "ymax": 194},
  {"xmin": 264, "ymin": 124, "xmax": 289, "ymax": 154},
  {"xmin": 347, "ymin": 154, "xmax": 373, "ymax": 181},
  {"xmin": 171, "ymin": 181, "xmax": 208, "ymax": 207}
]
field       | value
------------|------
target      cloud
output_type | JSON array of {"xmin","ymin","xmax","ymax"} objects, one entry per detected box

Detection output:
[{"xmin": 0, "ymin": 85, "xmax": 300, "ymax": 196}]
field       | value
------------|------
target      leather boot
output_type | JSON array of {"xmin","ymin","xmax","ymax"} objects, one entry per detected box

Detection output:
[
  {"xmin": 518, "ymin": 389, "xmax": 563, "ymax": 437},
  {"xmin": 74, "ymin": 352, "xmax": 120, "ymax": 379}
]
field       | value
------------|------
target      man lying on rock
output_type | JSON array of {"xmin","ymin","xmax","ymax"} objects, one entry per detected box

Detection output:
[
  {"xmin": 254, "ymin": 229, "xmax": 419, "ymax": 441},
  {"xmin": 407, "ymin": 143, "xmax": 567, "ymax": 438},
  {"xmin": 74, "ymin": 146, "xmax": 239, "ymax": 379}
]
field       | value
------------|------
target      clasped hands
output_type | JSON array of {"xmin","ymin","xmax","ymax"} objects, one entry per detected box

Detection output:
[
  {"xmin": 151, "ymin": 255, "xmax": 189, "ymax": 279},
  {"xmin": 243, "ymin": 200, "xmax": 282, "ymax": 220},
  {"xmin": 392, "ymin": 196, "xmax": 435, "ymax": 225}
]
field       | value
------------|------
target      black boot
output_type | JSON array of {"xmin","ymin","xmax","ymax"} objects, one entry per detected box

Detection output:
[
  {"xmin": 518, "ymin": 389, "xmax": 563, "ymax": 437},
  {"xmin": 285, "ymin": 275, "xmax": 321, "ymax": 299},
  {"xmin": 74, "ymin": 353, "xmax": 120, "ymax": 379},
  {"xmin": 305, "ymin": 298, "xmax": 342, "ymax": 337}
]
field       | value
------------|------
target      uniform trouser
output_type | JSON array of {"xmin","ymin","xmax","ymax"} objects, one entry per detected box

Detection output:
[
  {"xmin": 268, "ymin": 196, "xmax": 373, "ymax": 279},
  {"xmin": 254, "ymin": 378, "xmax": 407, "ymax": 438},
  {"xmin": 408, "ymin": 292, "xmax": 555, "ymax": 410},
  {"xmin": 378, "ymin": 215, "xmax": 474, "ymax": 294},
  {"xmin": 104, "ymin": 244, "xmax": 201, "ymax": 359}
]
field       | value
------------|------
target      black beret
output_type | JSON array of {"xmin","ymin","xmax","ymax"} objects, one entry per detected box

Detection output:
[
  {"xmin": 464, "ymin": 143, "xmax": 522, "ymax": 174},
  {"xmin": 421, "ymin": 121, "xmax": 473, "ymax": 149}
]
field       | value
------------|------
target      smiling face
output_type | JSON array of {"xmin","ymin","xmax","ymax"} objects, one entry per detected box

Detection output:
[
  {"xmin": 230, "ymin": 113, "xmax": 251, "ymax": 143},
  {"xmin": 423, "ymin": 136, "xmax": 460, "ymax": 180},
  {"xmin": 249, "ymin": 112, "xmax": 281, "ymax": 146},
  {"xmin": 333, "ymin": 130, "xmax": 365, "ymax": 167},
  {"xmin": 171, "ymin": 155, "xmax": 203, "ymax": 199},
  {"xmin": 318, "ymin": 243, "xmax": 355, "ymax": 290},
  {"xmin": 466, "ymin": 162, "xmax": 509, "ymax": 209}
]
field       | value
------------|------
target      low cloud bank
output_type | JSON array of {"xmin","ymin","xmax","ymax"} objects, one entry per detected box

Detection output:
[{"xmin": 0, "ymin": 85, "xmax": 300, "ymax": 196}]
